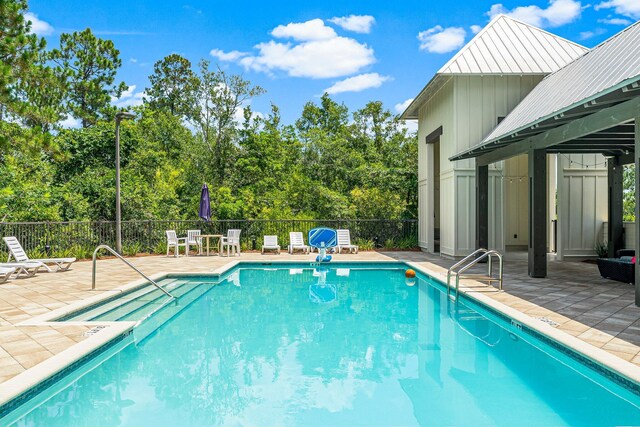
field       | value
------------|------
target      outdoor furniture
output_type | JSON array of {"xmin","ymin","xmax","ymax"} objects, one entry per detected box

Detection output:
[
  {"xmin": 187, "ymin": 230, "xmax": 203, "ymax": 255},
  {"xmin": 0, "ymin": 261, "xmax": 44, "ymax": 278},
  {"xmin": 288, "ymin": 232, "xmax": 309, "ymax": 254},
  {"xmin": 3, "ymin": 236, "xmax": 76, "ymax": 272},
  {"xmin": 262, "ymin": 235, "xmax": 280, "ymax": 254},
  {"xmin": 221, "ymin": 229, "xmax": 241, "ymax": 257},
  {"xmin": 166, "ymin": 230, "xmax": 187, "ymax": 257},
  {"xmin": 597, "ymin": 249, "xmax": 635, "ymax": 284},
  {"xmin": 197, "ymin": 234, "xmax": 223, "ymax": 256},
  {"xmin": 336, "ymin": 229, "xmax": 359, "ymax": 254},
  {"xmin": 0, "ymin": 266, "xmax": 16, "ymax": 284}
]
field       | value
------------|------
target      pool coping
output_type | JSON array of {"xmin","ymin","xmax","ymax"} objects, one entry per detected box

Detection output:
[{"xmin": 1, "ymin": 259, "xmax": 640, "ymax": 413}]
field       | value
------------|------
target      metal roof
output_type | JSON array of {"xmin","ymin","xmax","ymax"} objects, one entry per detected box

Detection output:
[
  {"xmin": 451, "ymin": 20, "xmax": 640, "ymax": 161},
  {"xmin": 438, "ymin": 14, "xmax": 587, "ymax": 75},
  {"xmin": 401, "ymin": 14, "xmax": 587, "ymax": 119}
]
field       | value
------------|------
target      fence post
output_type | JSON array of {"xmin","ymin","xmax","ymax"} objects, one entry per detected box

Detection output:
[{"xmin": 147, "ymin": 220, "xmax": 152, "ymax": 253}]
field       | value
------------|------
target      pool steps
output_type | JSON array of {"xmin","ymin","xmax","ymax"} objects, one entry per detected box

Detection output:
[{"xmin": 67, "ymin": 278, "xmax": 218, "ymax": 327}]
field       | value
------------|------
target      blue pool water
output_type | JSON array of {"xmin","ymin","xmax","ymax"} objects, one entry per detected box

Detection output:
[{"xmin": 3, "ymin": 264, "xmax": 640, "ymax": 426}]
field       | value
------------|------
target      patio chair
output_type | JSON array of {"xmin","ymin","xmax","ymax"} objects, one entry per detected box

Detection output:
[
  {"xmin": 166, "ymin": 230, "xmax": 187, "ymax": 257},
  {"xmin": 288, "ymin": 232, "xmax": 309, "ymax": 254},
  {"xmin": 262, "ymin": 235, "xmax": 280, "ymax": 254},
  {"xmin": 3, "ymin": 236, "xmax": 76, "ymax": 272},
  {"xmin": 336, "ymin": 229, "xmax": 359, "ymax": 254},
  {"xmin": 186, "ymin": 230, "xmax": 203, "ymax": 255},
  {"xmin": 0, "ymin": 266, "xmax": 16, "ymax": 284},
  {"xmin": 221, "ymin": 229, "xmax": 241, "ymax": 257},
  {"xmin": 0, "ymin": 261, "xmax": 44, "ymax": 278}
]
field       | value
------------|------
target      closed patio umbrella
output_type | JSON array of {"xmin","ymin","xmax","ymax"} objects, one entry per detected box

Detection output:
[{"xmin": 199, "ymin": 183, "xmax": 211, "ymax": 221}]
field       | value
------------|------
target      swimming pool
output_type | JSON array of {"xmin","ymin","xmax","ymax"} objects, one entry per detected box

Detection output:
[{"xmin": 2, "ymin": 263, "xmax": 639, "ymax": 426}]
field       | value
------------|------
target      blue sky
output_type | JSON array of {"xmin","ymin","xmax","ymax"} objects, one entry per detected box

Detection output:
[{"xmin": 26, "ymin": 0, "xmax": 640, "ymax": 126}]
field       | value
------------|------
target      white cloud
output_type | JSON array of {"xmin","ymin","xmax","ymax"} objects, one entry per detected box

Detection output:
[
  {"xmin": 328, "ymin": 15, "xmax": 376, "ymax": 33},
  {"xmin": 239, "ymin": 37, "xmax": 374, "ymax": 79},
  {"xmin": 579, "ymin": 28, "xmax": 606, "ymax": 39},
  {"xmin": 595, "ymin": 0, "xmax": 640, "ymax": 19},
  {"xmin": 324, "ymin": 73, "xmax": 390, "ymax": 94},
  {"xmin": 212, "ymin": 19, "xmax": 376, "ymax": 79},
  {"xmin": 488, "ymin": 0, "xmax": 583, "ymax": 27},
  {"xmin": 210, "ymin": 48, "xmax": 248, "ymax": 61},
  {"xmin": 59, "ymin": 115, "xmax": 81, "ymax": 129},
  {"xmin": 24, "ymin": 12, "xmax": 53, "ymax": 36},
  {"xmin": 401, "ymin": 120, "xmax": 418, "ymax": 133},
  {"xmin": 112, "ymin": 85, "xmax": 145, "ymax": 108},
  {"xmin": 271, "ymin": 19, "xmax": 336, "ymax": 41},
  {"xmin": 129, "ymin": 58, "xmax": 138, "ymax": 63},
  {"xmin": 470, "ymin": 25, "xmax": 483, "ymax": 34},
  {"xmin": 598, "ymin": 17, "xmax": 632, "ymax": 25},
  {"xmin": 417, "ymin": 26, "xmax": 466, "ymax": 53},
  {"xmin": 394, "ymin": 98, "xmax": 414, "ymax": 114}
]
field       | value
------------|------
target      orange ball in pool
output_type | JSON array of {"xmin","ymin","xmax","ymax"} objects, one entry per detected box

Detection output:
[{"xmin": 405, "ymin": 269, "xmax": 416, "ymax": 279}]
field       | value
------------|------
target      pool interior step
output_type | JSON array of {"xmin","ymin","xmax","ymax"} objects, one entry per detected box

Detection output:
[
  {"xmin": 133, "ymin": 281, "xmax": 215, "ymax": 343},
  {"xmin": 68, "ymin": 278, "xmax": 217, "ymax": 323}
]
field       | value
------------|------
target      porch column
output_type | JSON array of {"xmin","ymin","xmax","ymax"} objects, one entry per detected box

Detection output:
[
  {"xmin": 529, "ymin": 149, "xmax": 547, "ymax": 278},
  {"xmin": 476, "ymin": 162, "xmax": 489, "ymax": 251},
  {"xmin": 607, "ymin": 156, "xmax": 624, "ymax": 258},
  {"xmin": 635, "ymin": 118, "xmax": 640, "ymax": 306}
]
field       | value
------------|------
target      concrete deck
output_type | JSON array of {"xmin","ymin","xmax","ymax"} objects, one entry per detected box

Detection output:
[{"xmin": 0, "ymin": 250, "xmax": 639, "ymax": 388}]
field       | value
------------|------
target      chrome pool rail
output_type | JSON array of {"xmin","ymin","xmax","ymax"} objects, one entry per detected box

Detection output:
[
  {"xmin": 447, "ymin": 248, "xmax": 503, "ymax": 300},
  {"xmin": 91, "ymin": 244, "xmax": 174, "ymax": 299}
]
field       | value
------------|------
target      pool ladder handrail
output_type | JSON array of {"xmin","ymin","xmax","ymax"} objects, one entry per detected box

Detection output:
[
  {"xmin": 91, "ymin": 244, "xmax": 175, "ymax": 299},
  {"xmin": 447, "ymin": 248, "xmax": 503, "ymax": 300}
]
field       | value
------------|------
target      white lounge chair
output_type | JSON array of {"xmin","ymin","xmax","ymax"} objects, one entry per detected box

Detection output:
[
  {"xmin": 262, "ymin": 235, "xmax": 280, "ymax": 254},
  {"xmin": 336, "ymin": 229, "xmax": 359, "ymax": 254},
  {"xmin": 221, "ymin": 229, "xmax": 241, "ymax": 257},
  {"xmin": 166, "ymin": 230, "xmax": 187, "ymax": 257},
  {"xmin": 0, "ymin": 261, "xmax": 44, "ymax": 278},
  {"xmin": 186, "ymin": 230, "xmax": 203, "ymax": 255},
  {"xmin": 288, "ymin": 232, "xmax": 309, "ymax": 254},
  {"xmin": 3, "ymin": 237, "xmax": 76, "ymax": 272},
  {"xmin": 0, "ymin": 266, "xmax": 16, "ymax": 284}
]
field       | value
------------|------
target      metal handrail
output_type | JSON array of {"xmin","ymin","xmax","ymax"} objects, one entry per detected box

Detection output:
[
  {"xmin": 91, "ymin": 244, "xmax": 174, "ymax": 298},
  {"xmin": 447, "ymin": 248, "xmax": 503, "ymax": 300}
]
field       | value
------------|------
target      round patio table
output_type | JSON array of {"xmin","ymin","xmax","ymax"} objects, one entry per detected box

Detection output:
[{"xmin": 197, "ymin": 234, "xmax": 223, "ymax": 256}]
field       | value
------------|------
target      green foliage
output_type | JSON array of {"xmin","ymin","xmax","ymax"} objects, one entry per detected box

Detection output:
[
  {"xmin": 0, "ymin": 0, "xmax": 56, "ymax": 151},
  {"xmin": 145, "ymin": 54, "xmax": 195, "ymax": 117},
  {"xmin": 1, "ymin": 10, "xmax": 417, "ymax": 226},
  {"xmin": 623, "ymin": 165, "xmax": 635, "ymax": 221},
  {"xmin": 49, "ymin": 28, "xmax": 126, "ymax": 127},
  {"xmin": 594, "ymin": 241, "xmax": 608, "ymax": 258}
]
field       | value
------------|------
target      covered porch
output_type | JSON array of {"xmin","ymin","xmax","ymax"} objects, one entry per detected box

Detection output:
[{"xmin": 450, "ymin": 23, "xmax": 640, "ymax": 306}]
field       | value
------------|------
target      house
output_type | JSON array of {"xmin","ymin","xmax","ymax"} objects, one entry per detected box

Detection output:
[{"xmin": 401, "ymin": 14, "xmax": 608, "ymax": 261}]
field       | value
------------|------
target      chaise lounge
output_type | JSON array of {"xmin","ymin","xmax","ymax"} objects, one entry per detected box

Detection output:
[{"xmin": 3, "ymin": 237, "xmax": 76, "ymax": 272}]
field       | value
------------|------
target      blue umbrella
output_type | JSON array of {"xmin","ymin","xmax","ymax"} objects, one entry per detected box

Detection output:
[{"xmin": 199, "ymin": 183, "xmax": 211, "ymax": 221}]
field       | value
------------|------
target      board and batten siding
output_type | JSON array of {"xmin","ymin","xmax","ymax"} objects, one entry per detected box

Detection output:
[
  {"xmin": 417, "ymin": 80, "xmax": 454, "ymax": 251},
  {"xmin": 557, "ymin": 154, "xmax": 607, "ymax": 257},
  {"xmin": 448, "ymin": 75, "xmax": 542, "ymax": 256}
]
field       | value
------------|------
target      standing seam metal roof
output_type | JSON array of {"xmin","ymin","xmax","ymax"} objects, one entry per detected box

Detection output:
[
  {"xmin": 401, "ymin": 14, "xmax": 587, "ymax": 119},
  {"xmin": 478, "ymin": 20, "xmax": 640, "ymax": 147}
]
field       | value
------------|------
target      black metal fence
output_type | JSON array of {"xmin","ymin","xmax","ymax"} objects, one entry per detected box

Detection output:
[{"xmin": 0, "ymin": 219, "xmax": 418, "ymax": 259}]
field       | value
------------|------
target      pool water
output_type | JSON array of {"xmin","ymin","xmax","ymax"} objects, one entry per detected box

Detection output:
[{"xmin": 3, "ymin": 265, "xmax": 640, "ymax": 426}]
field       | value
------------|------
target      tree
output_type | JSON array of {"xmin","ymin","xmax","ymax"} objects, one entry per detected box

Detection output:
[
  {"xmin": 184, "ymin": 60, "xmax": 265, "ymax": 183},
  {"xmin": 0, "ymin": 0, "xmax": 56, "ymax": 150},
  {"xmin": 50, "ymin": 28, "xmax": 127, "ymax": 128},
  {"xmin": 145, "ymin": 54, "xmax": 195, "ymax": 117}
]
